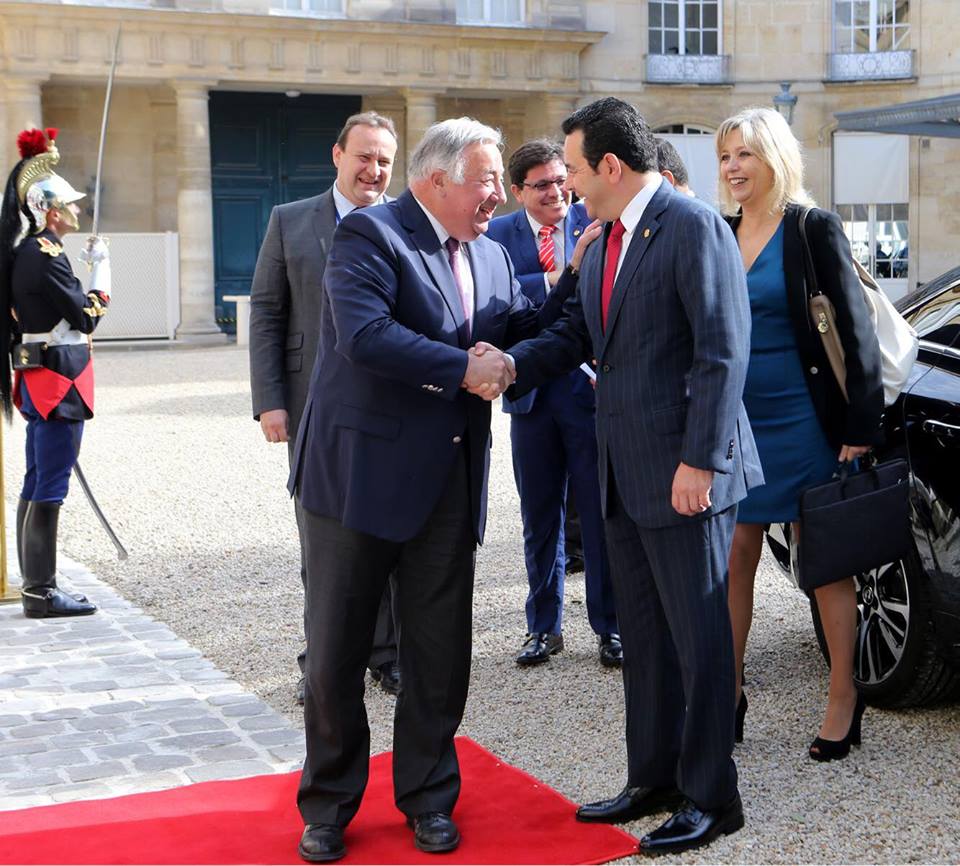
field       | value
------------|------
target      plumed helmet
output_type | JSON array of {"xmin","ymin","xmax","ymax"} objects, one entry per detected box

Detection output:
[{"xmin": 15, "ymin": 127, "xmax": 84, "ymax": 232}]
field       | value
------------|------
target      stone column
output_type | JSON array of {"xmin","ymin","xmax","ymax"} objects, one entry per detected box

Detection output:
[
  {"xmin": 403, "ymin": 90, "xmax": 440, "ymax": 171},
  {"xmin": 173, "ymin": 81, "xmax": 225, "ymax": 342},
  {"xmin": 1, "ymin": 76, "xmax": 46, "ymax": 167}
]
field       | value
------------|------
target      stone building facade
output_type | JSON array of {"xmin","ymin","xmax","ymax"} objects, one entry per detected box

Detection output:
[{"xmin": 1, "ymin": 0, "xmax": 956, "ymax": 336}]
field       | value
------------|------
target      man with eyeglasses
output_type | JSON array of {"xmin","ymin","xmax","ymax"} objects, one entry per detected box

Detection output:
[{"xmin": 488, "ymin": 139, "xmax": 619, "ymax": 669}]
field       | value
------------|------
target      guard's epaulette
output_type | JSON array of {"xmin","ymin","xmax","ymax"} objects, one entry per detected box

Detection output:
[{"xmin": 36, "ymin": 237, "xmax": 63, "ymax": 258}]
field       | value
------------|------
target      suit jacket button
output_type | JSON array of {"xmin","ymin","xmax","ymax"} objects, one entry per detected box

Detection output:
[
  {"xmin": 810, "ymin": 366, "xmax": 818, "ymax": 374},
  {"xmin": 452, "ymin": 435, "xmax": 462, "ymax": 444},
  {"xmin": 601, "ymin": 364, "xmax": 611, "ymax": 373}
]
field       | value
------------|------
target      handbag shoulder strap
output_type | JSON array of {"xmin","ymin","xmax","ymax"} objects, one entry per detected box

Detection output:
[{"xmin": 797, "ymin": 206, "xmax": 821, "ymax": 300}]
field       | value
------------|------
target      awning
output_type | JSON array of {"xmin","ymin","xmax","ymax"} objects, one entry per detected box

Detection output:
[{"xmin": 835, "ymin": 93, "xmax": 960, "ymax": 138}]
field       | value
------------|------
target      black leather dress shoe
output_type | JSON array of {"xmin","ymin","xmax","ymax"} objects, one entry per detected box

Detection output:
[
  {"xmin": 370, "ymin": 661, "xmax": 401, "ymax": 696},
  {"xmin": 516, "ymin": 633, "xmax": 564, "ymax": 666},
  {"xmin": 298, "ymin": 824, "xmax": 345, "ymax": 862},
  {"xmin": 406, "ymin": 812, "xmax": 460, "ymax": 853},
  {"xmin": 576, "ymin": 785, "xmax": 683, "ymax": 824},
  {"xmin": 639, "ymin": 793, "xmax": 744, "ymax": 856},
  {"xmin": 565, "ymin": 553, "xmax": 585, "ymax": 575},
  {"xmin": 295, "ymin": 676, "xmax": 306, "ymax": 707},
  {"xmin": 598, "ymin": 633, "xmax": 623, "ymax": 668}
]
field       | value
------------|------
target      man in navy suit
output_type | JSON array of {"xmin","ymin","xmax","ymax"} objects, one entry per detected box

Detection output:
[
  {"xmin": 502, "ymin": 98, "xmax": 763, "ymax": 856},
  {"xmin": 289, "ymin": 118, "xmax": 573, "ymax": 863},
  {"xmin": 486, "ymin": 140, "xmax": 618, "ymax": 668}
]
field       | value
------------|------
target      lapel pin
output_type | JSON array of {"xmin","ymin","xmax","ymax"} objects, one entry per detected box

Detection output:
[
  {"xmin": 643, "ymin": 228, "xmax": 651, "ymax": 238},
  {"xmin": 573, "ymin": 228, "xmax": 582, "ymax": 237}
]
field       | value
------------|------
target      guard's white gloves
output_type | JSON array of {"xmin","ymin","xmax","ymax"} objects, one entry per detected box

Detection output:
[{"xmin": 78, "ymin": 236, "xmax": 109, "ymax": 266}]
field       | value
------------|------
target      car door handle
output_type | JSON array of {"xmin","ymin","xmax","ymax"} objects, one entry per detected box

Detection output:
[{"xmin": 923, "ymin": 419, "xmax": 960, "ymax": 438}]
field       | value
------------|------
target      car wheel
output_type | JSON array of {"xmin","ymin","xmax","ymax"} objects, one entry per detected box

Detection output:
[{"xmin": 810, "ymin": 544, "xmax": 960, "ymax": 708}]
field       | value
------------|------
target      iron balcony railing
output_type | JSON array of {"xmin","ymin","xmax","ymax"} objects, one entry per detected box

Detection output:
[
  {"xmin": 827, "ymin": 49, "xmax": 915, "ymax": 82},
  {"xmin": 645, "ymin": 53, "xmax": 731, "ymax": 85}
]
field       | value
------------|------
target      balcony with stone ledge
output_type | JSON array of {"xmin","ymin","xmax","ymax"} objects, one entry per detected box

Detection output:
[
  {"xmin": 645, "ymin": 53, "xmax": 731, "ymax": 85},
  {"xmin": 827, "ymin": 49, "xmax": 915, "ymax": 82}
]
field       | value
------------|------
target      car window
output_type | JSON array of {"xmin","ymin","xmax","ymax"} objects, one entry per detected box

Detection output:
[{"xmin": 900, "ymin": 278, "xmax": 960, "ymax": 348}]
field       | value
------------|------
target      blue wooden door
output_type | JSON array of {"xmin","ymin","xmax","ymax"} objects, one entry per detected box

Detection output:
[{"xmin": 209, "ymin": 92, "xmax": 361, "ymax": 332}]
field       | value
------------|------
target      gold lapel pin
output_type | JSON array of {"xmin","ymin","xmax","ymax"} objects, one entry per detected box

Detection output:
[{"xmin": 643, "ymin": 228, "xmax": 651, "ymax": 238}]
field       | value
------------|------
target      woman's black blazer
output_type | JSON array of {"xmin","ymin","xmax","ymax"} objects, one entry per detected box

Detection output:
[{"xmin": 728, "ymin": 203, "xmax": 883, "ymax": 451}]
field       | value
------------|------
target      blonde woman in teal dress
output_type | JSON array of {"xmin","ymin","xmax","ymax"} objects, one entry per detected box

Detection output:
[{"xmin": 716, "ymin": 108, "xmax": 883, "ymax": 761}]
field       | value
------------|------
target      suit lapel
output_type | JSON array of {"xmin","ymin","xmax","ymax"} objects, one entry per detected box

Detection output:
[
  {"xmin": 465, "ymin": 240, "xmax": 490, "ymax": 348},
  {"xmin": 313, "ymin": 188, "xmax": 337, "ymax": 252},
  {"xmin": 514, "ymin": 209, "xmax": 542, "ymax": 276},
  {"xmin": 581, "ymin": 229, "xmax": 605, "ymax": 349},
  {"xmin": 599, "ymin": 182, "xmax": 672, "ymax": 357},
  {"xmin": 396, "ymin": 190, "xmax": 466, "ymax": 340},
  {"xmin": 782, "ymin": 204, "xmax": 811, "ymax": 341}
]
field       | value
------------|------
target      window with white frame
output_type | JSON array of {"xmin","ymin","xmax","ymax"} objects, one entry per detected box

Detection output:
[
  {"xmin": 837, "ymin": 204, "xmax": 909, "ymax": 281},
  {"xmin": 834, "ymin": 0, "xmax": 910, "ymax": 53},
  {"xmin": 648, "ymin": 1, "xmax": 720, "ymax": 56},
  {"xmin": 457, "ymin": 0, "xmax": 524, "ymax": 25},
  {"xmin": 653, "ymin": 123, "xmax": 713, "ymax": 135},
  {"xmin": 271, "ymin": 0, "xmax": 343, "ymax": 13}
]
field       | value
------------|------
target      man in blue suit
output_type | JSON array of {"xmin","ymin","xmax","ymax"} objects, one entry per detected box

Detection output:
[
  {"xmin": 289, "ymin": 118, "xmax": 574, "ymax": 863},
  {"xmin": 486, "ymin": 140, "xmax": 619, "ymax": 668},
  {"xmin": 503, "ymin": 98, "xmax": 763, "ymax": 856}
]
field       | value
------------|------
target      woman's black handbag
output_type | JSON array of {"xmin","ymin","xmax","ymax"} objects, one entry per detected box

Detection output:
[{"xmin": 798, "ymin": 459, "xmax": 911, "ymax": 592}]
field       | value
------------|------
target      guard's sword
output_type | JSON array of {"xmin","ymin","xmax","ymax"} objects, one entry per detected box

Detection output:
[
  {"xmin": 91, "ymin": 24, "xmax": 121, "ymax": 241},
  {"xmin": 74, "ymin": 23, "xmax": 126, "ymax": 562},
  {"xmin": 73, "ymin": 462, "xmax": 128, "ymax": 561}
]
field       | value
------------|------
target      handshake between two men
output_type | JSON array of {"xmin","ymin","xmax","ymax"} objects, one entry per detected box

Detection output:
[{"xmin": 461, "ymin": 341, "xmax": 515, "ymax": 400}]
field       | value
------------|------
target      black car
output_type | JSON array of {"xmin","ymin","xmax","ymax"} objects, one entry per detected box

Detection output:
[{"xmin": 765, "ymin": 266, "xmax": 960, "ymax": 707}]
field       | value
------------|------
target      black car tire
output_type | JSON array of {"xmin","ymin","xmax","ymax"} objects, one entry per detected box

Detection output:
[{"xmin": 810, "ymin": 544, "xmax": 960, "ymax": 708}]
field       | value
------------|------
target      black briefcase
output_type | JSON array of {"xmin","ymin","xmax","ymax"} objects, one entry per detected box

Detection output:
[{"xmin": 798, "ymin": 459, "xmax": 911, "ymax": 593}]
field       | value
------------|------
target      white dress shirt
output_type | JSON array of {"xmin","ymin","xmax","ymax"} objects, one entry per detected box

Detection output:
[
  {"xmin": 525, "ymin": 211, "xmax": 567, "ymax": 292},
  {"xmin": 612, "ymin": 174, "xmax": 663, "ymax": 281}
]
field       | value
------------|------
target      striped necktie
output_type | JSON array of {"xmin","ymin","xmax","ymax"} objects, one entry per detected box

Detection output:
[{"xmin": 538, "ymin": 224, "xmax": 557, "ymax": 273}]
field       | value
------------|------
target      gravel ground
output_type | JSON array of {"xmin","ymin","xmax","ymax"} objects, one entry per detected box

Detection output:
[{"xmin": 5, "ymin": 345, "xmax": 959, "ymax": 864}]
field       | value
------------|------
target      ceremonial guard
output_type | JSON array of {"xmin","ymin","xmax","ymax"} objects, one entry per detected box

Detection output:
[{"xmin": 0, "ymin": 128, "xmax": 111, "ymax": 618}]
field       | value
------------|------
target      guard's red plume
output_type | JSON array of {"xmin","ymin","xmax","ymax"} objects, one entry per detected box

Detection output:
[
  {"xmin": 45, "ymin": 127, "xmax": 59, "ymax": 142},
  {"xmin": 16, "ymin": 128, "xmax": 50, "ymax": 160}
]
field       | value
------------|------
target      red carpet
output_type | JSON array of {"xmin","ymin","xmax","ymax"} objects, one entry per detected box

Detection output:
[{"xmin": 0, "ymin": 737, "xmax": 636, "ymax": 864}]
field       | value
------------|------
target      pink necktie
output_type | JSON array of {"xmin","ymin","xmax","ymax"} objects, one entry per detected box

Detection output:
[{"xmin": 445, "ymin": 237, "xmax": 472, "ymax": 338}]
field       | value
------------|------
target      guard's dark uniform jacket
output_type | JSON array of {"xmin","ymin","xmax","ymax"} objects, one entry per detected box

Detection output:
[{"xmin": 11, "ymin": 228, "xmax": 109, "ymax": 421}]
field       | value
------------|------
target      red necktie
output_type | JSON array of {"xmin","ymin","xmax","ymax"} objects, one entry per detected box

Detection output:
[
  {"xmin": 538, "ymin": 224, "xmax": 557, "ymax": 273},
  {"xmin": 601, "ymin": 219, "xmax": 626, "ymax": 332}
]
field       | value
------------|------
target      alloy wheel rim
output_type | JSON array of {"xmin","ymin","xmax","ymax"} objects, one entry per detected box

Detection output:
[{"xmin": 854, "ymin": 559, "xmax": 910, "ymax": 686}]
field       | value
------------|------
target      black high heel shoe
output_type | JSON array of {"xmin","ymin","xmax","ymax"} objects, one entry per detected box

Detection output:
[
  {"xmin": 809, "ymin": 693, "xmax": 865, "ymax": 762},
  {"xmin": 735, "ymin": 692, "xmax": 748, "ymax": 744}
]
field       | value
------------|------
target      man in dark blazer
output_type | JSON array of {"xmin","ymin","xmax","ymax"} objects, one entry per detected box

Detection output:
[
  {"xmin": 486, "ymin": 139, "xmax": 619, "ymax": 668},
  {"xmin": 290, "ymin": 118, "xmax": 572, "ymax": 862},
  {"xmin": 504, "ymin": 98, "xmax": 763, "ymax": 856},
  {"xmin": 249, "ymin": 112, "xmax": 401, "ymax": 704}
]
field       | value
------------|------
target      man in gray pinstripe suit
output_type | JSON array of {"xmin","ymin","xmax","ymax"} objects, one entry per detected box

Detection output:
[{"xmin": 501, "ymin": 98, "xmax": 763, "ymax": 856}]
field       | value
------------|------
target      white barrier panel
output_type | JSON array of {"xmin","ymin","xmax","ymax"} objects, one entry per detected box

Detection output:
[{"xmin": 61, "ymin": 232, "xmax": 180, "ymax": 340}]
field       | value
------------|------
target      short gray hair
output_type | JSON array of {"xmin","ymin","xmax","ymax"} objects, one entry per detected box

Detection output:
[{"xmin": 408, "ymin": 117, "xmax": 503, "ymax": 183}]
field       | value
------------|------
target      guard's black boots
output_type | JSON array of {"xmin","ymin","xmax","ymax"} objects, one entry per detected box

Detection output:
[
  {"xmin": 20, "ymin": 500, "xmax": 97, "ymax": 618},
  {"xmin": 15, "ymin": 497, "xmax": 28, "ymax": 574}
]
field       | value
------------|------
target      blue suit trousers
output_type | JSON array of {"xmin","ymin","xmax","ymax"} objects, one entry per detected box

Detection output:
[{"xmin": 510, "ymin": 381, "xmax": 617, "ymax": 636}]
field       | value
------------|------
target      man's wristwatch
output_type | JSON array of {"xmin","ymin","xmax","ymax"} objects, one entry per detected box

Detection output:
[{"xmin": 565, "ymin": 263, "xmax": 579, "ymax": 277}]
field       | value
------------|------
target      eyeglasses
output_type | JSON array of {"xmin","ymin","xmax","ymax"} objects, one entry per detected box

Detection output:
[{"xmin": 521, "ymin": 177, "xmax": 567, "ymax": 193}]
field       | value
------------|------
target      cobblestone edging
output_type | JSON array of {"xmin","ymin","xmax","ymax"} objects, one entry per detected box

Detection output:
[{"xmin": 0, "ymin": 547, "xmax": 305, "ymax": 811}]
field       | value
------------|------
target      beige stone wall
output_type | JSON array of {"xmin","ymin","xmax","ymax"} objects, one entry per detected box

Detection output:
[{"xmin": 39, "ymin": 84, "xmax": 177, "ymax": 234}]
